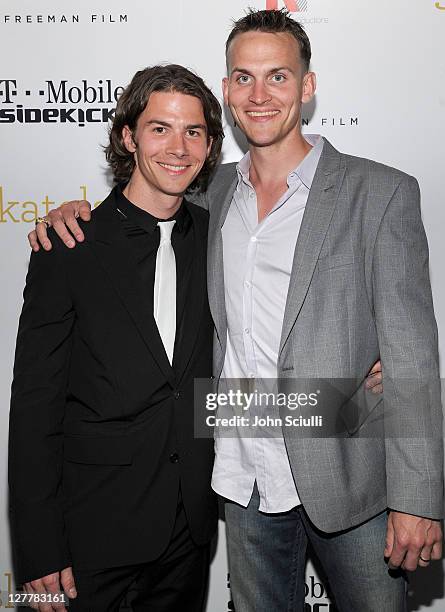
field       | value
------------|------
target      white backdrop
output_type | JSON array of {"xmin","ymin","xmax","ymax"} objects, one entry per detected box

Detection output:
[{"xmin": 1, "ymin": 1, "xmax": 444, "ymax": 610}]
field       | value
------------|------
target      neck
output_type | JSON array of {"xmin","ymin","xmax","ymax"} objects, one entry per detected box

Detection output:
[
  {"xmin": 123, "ymin": 175, "xmax": 183, "ymax": 219},
  {"xmin": 248, "ymin": 130, "xmax": 312, "ymax": 188}
]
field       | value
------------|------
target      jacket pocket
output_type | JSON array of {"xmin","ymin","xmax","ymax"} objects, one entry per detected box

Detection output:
[
  {"xmin": 317, "ymin": 253, "xmax": 359, "ymax": 272},
  {"xmin": 63, "ymin": 435, "xmax": 133, "ymax": 465}
]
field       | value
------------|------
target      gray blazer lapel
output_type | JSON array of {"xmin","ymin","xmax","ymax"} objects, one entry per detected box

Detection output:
[
  {"xmin": 279, "ymin": 140, "xmax": 346, "ymax": 355},
  {"xmin": 207, "ymin": 172, "xmax": 237, "ymax": 350}
]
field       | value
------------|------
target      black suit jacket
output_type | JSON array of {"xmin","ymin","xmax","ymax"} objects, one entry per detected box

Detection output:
[{"xmin": 9, "ymin": 189, "xmax": 217, "ymax": 584}]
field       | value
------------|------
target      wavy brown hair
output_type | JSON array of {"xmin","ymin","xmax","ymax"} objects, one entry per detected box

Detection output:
[{"xmin": 106, "ymin": 64, "xmax": 224, "ymax": 192}]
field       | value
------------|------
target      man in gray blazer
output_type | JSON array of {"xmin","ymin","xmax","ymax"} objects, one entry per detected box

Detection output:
[{"xmin": 29, "ymin": 8, "xmax": 443, "ymax": 612}]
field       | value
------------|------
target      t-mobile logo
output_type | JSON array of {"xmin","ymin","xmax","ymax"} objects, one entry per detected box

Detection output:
[{"xmin": 266, "ymin": 0, "xmax": 308, "ymax": 11}]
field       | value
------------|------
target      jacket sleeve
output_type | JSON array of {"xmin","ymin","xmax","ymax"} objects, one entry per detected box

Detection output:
[
  {"xmin": 9, "ymin": 242, "xmax": 75, "ymax": 583},
  {"xmin": 372, "ymin": 174, "xmax": 444, "ymax": 519}
]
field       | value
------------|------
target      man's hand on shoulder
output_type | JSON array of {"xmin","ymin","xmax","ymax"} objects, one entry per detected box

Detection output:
[
  {"xmin": 28, "ymin": 200, "xmax": 92, "ymax": 252},
  {"xmin": 24, "ymin": 566, "xmax": 76, "ymax": 611},
  {"xmin": 385, "ymin": 510, "xmax": 443, "ymax": 571}
]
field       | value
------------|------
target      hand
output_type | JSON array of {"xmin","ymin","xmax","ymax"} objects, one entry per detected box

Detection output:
[
  {"xmin": 28, "ymin": 200, "xmax": 92, "ymax": 252},
  {"xmin": 365, "ymin": 360, "xmax": 382, "ymax": 394},
  {"xmin": 23, "ymin": 566, "xmax": 76, "ymax": 611},
  {"xmin": 385, "ymin": 510, "xmax": 443, "ymax": 571}
]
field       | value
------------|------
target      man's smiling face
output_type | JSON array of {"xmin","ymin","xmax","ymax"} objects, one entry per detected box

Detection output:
[
  {"xmin": 122, "ymin": 90, "xmax": 212, "ymax": 199},
  {"xmin": 223, "ymin": 31, "xmax": 315, "ymax": 148}
]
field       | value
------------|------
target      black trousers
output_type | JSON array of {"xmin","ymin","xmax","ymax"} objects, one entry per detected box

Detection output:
[{"xmin": 69, "ymin": 498, "xmax": 210, "ymax": 612}]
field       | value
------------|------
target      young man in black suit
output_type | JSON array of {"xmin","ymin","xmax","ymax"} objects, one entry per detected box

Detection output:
[{"xmin": 9, "ymin": 64, "xmax": 224, "ymax": 611}]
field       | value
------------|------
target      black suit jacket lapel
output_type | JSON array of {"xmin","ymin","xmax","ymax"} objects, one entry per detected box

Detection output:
[
  {"xmin": 88, "ymin": 193, "xmax": 175, "ymax": 387},
  {"xmin": 174, "ymin": 202, "xmax": 207, "ymax": 384}
]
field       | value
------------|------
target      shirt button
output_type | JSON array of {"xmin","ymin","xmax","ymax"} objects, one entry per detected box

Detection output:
[
  {"xmin": 249, "ymin": 373, "xmax": 255, "ymax": 378},
  {"xmin": 249, "ymin": 192, "xmax": 255, "ymax": 199},
  {"xmin": 174, "ymin": 391, "xmax": 181, "ymax": 399},
  {"xmin": 245, "ymin": 280, "xmax": 251, "ymax": 288},
  {"xmin": 251, "ymin": 236, "xmax": 257, "ymax": 243},
  {"xmin": 169, "ymin": 453, "xmax": 180, "ymax": 464},
  {"xmin": 244, "ymin": 328, "xmax": 250, "ymax": 335}
]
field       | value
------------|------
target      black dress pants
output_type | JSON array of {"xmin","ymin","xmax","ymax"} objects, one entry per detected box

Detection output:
[{"xmin": 69, "ymin": 498, "xmax": 210, "ymax": 612}]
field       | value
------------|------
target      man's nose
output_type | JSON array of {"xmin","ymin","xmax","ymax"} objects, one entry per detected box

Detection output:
[
  {"xmin": 249, "ymin": 81, "xmax": 272, "ymax": 105},
  {"xmin": 167, "ymin": 132, "xmax": 188, "ymax": 157}
]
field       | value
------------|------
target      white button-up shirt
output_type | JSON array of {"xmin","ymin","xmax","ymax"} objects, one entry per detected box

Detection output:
[{"xmin": 211, "ymin": 135, "xmax": 324, "ymax": 513}]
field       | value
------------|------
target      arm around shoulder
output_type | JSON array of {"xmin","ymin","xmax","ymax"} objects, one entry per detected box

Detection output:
[
  {"xmin": 372, "ymin": 174, "xmax": 444, "ymax": 519},
  {"xmin": 9, "ymin": 243, "xmax": 75, "ymax": 583}
]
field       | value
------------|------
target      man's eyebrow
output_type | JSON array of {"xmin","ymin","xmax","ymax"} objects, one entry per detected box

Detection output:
[
  {"xmin": 231, "ymin": 66, "xmax": 294, "ymax": 76},
  {"xmin": 268, "ymin": 66, "xmax": 293, "ymax": 74},
  {"xmin": 145, "ymin": 120, "xmax": 207, "ymax": 131},
  {"xmin": 145, "ymin": 119, "xmax": 172, "ymax": 127},
  {"xmin": 186, "ymin": 123, "xmax": 207, "ymax": 131},
  {"xmin": 231, "ymin": 67, "xmax": 253, "ymax": 76}
]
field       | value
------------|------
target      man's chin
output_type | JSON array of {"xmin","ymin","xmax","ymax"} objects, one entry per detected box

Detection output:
[
  {"xmin": 157, "ymin": 180, "xmax": 189, "ymax": 197},
  {"xmin": 162, "ymin": 187, "xmax": 187, "ymax": 197},
  {"xmin": 245, "ymin": 134, "xmax": 280, "ymax": 148}
]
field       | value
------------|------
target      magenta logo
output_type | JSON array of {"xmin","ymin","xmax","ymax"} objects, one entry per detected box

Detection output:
[{"xmin": 266, "ymin": 0, "xmax": 308, "ymax": 11}]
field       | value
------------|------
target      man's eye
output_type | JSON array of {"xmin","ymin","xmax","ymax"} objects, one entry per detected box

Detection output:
[
  {"xmin": 237, "ymin": 75, "xmax": 251, "ymax": 84},
  {"xmin": 271, "ymin": 74, "xmax": 286, "ymax": 82},
  {"xmin": 187, "ymin": 130, "xmax": 199, "ymax": 137},
  {"xmin": 153, "ymin": 126, "xmax": 166, "ymax": 134}
]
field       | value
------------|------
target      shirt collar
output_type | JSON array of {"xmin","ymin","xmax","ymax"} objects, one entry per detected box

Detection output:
[
  {"xmin": 114, "ymin": 183, "xmax": 188, "ymax": 233},
  {"xmin": 236, "ymin": 134, "xmax": 324, "ymax": 190}
]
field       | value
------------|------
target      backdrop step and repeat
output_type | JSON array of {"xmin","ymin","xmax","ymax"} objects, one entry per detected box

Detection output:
[{"xmin": 1, "ymin": 1, "xmax": 444, "ymax": 610}]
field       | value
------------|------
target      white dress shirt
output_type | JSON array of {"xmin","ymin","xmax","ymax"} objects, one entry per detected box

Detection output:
[{"xmin": 211, "ymin": 135, "xmax": 324, "ymax": 513}]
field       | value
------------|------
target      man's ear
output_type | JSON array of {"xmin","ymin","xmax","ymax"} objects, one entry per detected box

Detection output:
[
  {"xmin": 301, "ymin": 71, "xmax": 316, "ymax": 104},
  {"xmin": 122, "ymin": 125, "xmax": 137, "ymax": 153},
  {"xmin": 222, "ymin": 77, "xmax": 229, "ymax": 107}
]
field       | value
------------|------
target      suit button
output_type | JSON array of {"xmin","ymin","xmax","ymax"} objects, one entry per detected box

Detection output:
[
  {"xmin": 174, "ymin": 390, "xmax": 181, "ymax": 399},
  {"xmin": 169, "ymin": 453, "xmax": 180, "ymax": 464}
]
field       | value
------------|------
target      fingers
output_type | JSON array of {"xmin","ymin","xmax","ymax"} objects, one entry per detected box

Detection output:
[
  {"xmin": 369, "ymin": 360, "xmax": 382, "ymax": 374},
  {"xmin": 35, "ymin": 221, "xmax": 53, "ymax": 251},
  {"xmin": 417, "ymin": 522, "xmax": 441, "ymax": 567},
  {"xmin": 384, "ymin": 514, "xmax": 395, "ymax": 558},
  {"xmin": 28, "ymin": 229, "xmax": 41, "ymax": 252},
  {"xmin": 60, "ymin": 566, "xmax": 77, "ymax": 599},
  {"xmin": 30, "ymin": 200, "xmax": 92, "ymax": 250},
  {"xmin": 29, "ymin": 575, "xmax": 58, "ymax": 612},
  {"xmin": 365, "ymin": 360, "xmax": 383, "ymax": 393},
  {"xmin": 78, "ymin": 200, "xmax": 92, "ymax": 222},
  {"xmin": 431, "ymin": 538, "xmax": 443, "ymax": 560},
  {"xmin": 401, "ymin": 540, "xmax": 423, "ymax": 571},
  {"xmin": 65, "ymin": 213, "xmax": 85, "ymax": 243},
  {"xmin": 386, "ymin": 513, "xmax": 410, "ymax": 570},
  {"xmin": 370, "ymin": 382, "xmax": 383, "ymax": 394},
  {"xmin": 430, "ymin": 522, "xmax": 443, "ymax": 560},
  {"xmin": 47, "ymin": 201, "xmax": 88, "ymax": 247},
  {"xmin": 60, "ymin": 200, "xmax": 86, "ymax": 242},
  {"xmin": 418, "ymin": 546, "xmax": 433, "ymax": 567},
  {"xmin": 46, "ymin": 208, "xmax": 75, "ymax": 248},
  {"xmin": 387, "ymin": 514, "xmax": 443, "ymax": 571},
  {"xmin": 26, "ymin": 571, "xmax": 70, "ymax": 612},
  {"xmin": 24, "ymin": 583, "xmax": 38, "ymax": 611},
  {"xmin": 387, "ymin": 536, "xmax": 409, "ymax": 570},
  {"xmin": 41, "ymin": 571, "xmax": 67, "ymax": 611}
]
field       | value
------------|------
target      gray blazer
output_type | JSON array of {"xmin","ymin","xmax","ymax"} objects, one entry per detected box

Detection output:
[{"xmin": 191, "ymin": 138, "xmax": 444, "ymax": 532}]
